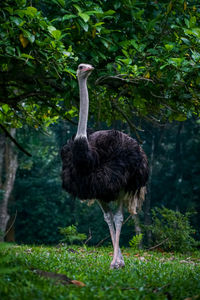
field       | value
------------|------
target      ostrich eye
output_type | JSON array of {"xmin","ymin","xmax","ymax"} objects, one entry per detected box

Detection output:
[{"xmin": 79, "ymin": 66, "xmax": 83, "ymax": 70}]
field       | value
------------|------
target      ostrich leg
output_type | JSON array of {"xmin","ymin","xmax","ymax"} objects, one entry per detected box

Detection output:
[
  {"xmin": 98, "ymin": 201, "xmax": 124, "ymax": 269},
  {"xmin": 111, "ymin": 200, "xmax": 124, "ymax": 269}
]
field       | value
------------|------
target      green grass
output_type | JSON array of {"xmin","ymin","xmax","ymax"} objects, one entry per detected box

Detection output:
[{"xmin": 0, "ymin": 244, "xmax": 200, "ymax": 300}]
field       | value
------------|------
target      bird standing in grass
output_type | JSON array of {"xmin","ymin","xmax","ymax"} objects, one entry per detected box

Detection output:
[{"xmin": 61, "ymin": 63, "xmax": 149, "ymax": 269}]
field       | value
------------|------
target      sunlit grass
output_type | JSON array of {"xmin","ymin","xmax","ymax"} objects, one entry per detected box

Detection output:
[{"xmin": 0, "ymin": 244, "xmax": 200, "ymax": 299}]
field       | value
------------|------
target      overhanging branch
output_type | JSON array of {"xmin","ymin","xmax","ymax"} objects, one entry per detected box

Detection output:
[
  {"xmin": 1, "ymin": 91, "xmax": 53, "ymax": 105},
  {"xmin": 0, "ymin": 124, "xmax": 32, "ymax": 157}
]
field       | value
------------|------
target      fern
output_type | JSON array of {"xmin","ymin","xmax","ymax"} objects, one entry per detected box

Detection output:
[
  {"xmin": 129, "ymin": 234, "xmax": 143, "ymax": 249},
  {"xmin": 58, "ymin": 225, "xmax": 87, "ymax": 245}
]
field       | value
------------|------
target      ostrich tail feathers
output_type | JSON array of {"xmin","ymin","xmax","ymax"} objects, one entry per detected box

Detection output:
[
  {"xmin": 87, "ymin": 199, "xmax": 96, "ymax": 206},
  {"xmin": 125, "ymin": 187, "xmax": 147, "ymax": 215}
]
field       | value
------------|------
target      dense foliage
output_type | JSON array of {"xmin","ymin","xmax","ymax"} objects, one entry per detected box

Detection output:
[
  {"xmin": 1, "ymin": 0, "xmax": 200, "ymax": 131},
  {"xmin": 11, "ymin": 118, "xmax": 200, "ymax": 247},
  {"xmin": 59, "ymin": 225, "xmax": 87, "ymax": 244},
  {"xmin": 0, "ymin": 0, "xmax": 75, "ymax": 129},
  {"xmin": 149, "ymin": 207, "xmax": 197, "ymax": 252},
  {"xmin": 32, "ymin": 0, "xmax": 200, "ymax": 125},
  {"xmin": 148, "ymin": 119, "xmax": 200, "ymax": 239}
]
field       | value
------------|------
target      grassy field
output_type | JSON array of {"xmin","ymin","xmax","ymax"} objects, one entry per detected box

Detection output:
[{"xmin": 0, "ymin": 244, "xmax": 200, "ymax": 300}]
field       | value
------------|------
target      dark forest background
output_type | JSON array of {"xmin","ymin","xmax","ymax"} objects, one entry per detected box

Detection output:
[{"xmin": 9, "ymin": 118, "xmax": 200, "ymax": 246}]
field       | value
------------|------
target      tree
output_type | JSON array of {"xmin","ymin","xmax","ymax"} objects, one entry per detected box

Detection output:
[
  {"xmin": 0, "ymin": 129, "xmax": 18, "ymax": 241},
  {"xmin": 1, "ymin": 0, "xmax": 200, "ymax": 133},
  {"xmin": 0, "ymin": 0, "xmax": 75, "ymax": 131}
]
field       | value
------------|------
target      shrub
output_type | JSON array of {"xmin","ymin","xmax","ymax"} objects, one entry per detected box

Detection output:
[
  {"xmin": 0, "ymin": 243, "xmax": 19, "ymax": 274},
  {"xmin": 149, "ymin": 207, "xmax": 198, "ymax": 252},
  {"xmin": 129, "ymin": 234, "xmax": 143, "ymax": 250},
  {"xmin": 58, "ymin": 225, "xmax": 87, "ymax": 245}
]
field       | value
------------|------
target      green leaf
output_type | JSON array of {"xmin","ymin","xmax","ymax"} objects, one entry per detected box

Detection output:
[
  {"xmin": 14, "ymin": 9, "xmax": 25, "ymax": 18},
  {"xmin": 51, "ymin": 0, "xmax": 65, "ymax": 7},
  {"xmin": 184, "ymin": 28, "xmax": 200, "ymax": 37},
  {"xmin": 103, "ymin": 10, "xmax": 116, "ymax": 16},
  {"xmin": 174, "ymin": 114, "xmax": 187, "ymax": 121},
  {"xmin": 130, "ymin": 40, "xmax": 139, "ymax": 50},
  {"xmin": 26, "ymin": 6, "xmax": 37, "ymax": 17},
  {"xmin": 22, "ymin": 30, "xmax": 35, "ymax": 43},
  {"xmin": 2, "ymin": 104, "xmax": 10, "ymax": 113},
  {"xmin": 78, "ymin": 19, "xmax": 88, "ymax": 31},
  {"xmin": 114, "ymin": 2, "xmax": 121, "ymax": 9},
  {"xmin": 83, "ymin": 10, "xmax": 102, "ymax": 16},
  {"xmin": 56, "ymin": 0, "xmax": 65, "ymax": 7},
  {"xmin": 48, "ymin": 25, "xmax": 57, "ymax": 34},
  {"xmin": 5, "ymin": 7, "xmax": 14, "ymax": 14},
  {"xmin": 21, "ymin": 53, "xmax": 35, "ymax": 59},
  {"xmin": 67, "ymin": 106, "xmax": 78, "ymax": 117},
  {"xmin": 47, "ymin": 26, "xmax": 61, "ymax": 39},
  {"xmin": 189, "ymin": 16, "xmax": 196, "ymax": 28},
  {"xmin": 118, "ymin": 58, "xmax": 132, "ymax": 65},
  {"xmin": 168, "ymin": 57, "xmax": 184, "ymax": 67},
  {"xmin": 62, "ymin": 51, "xmax": 70, "ymax": 57},
  {"xmin": 73, "ymin": 4, "xmax": 82, "ymax": 13},
  {"xmin": 181, "ymin": 38, "xmax": 190, "ymax": 45},
  {"xmin": 16, "ymin": 0, "xmax": 27, "ymax": 6},
  {"xmin": 78, "ymin": 12, "xmax": 90, "ymax": 23},
  {"xmin": 10, "ymin": 16, "xmax": 23, "ymax": 26},
  {"xmin": 101, "ymin": 39, "xmax": 109, "ymax": 48},
  {"xmin": 165, "ymin": 44, "xmax": 174, "ymax": 51},
  {"xmin": 184, "ymin": 18, "xmax": 190, "ymax": 28},
  {"xmin": 51, "ymin": 30, "xmax": 61, "ymax": 39},
  {"xmin": 191, "ymin": 28, "xmax": 200, "ymax": 38},
  {"xmin": 191, "ymin": 51, "xmax": 200, "ymax": 62},
  {"xmin": 94, "ymin": 22, "xmax": 105, "ymax": 27},
  {"xmin": 62, "ymin": 14, "xmax": 77, "ymax": 21},
  {"xmin": 6, "ymin": 46, "xmax": 15, "ymax": 55},
  {"xmin": 196, "ymin": 77, "xmax": 200, "ymax": 85}
]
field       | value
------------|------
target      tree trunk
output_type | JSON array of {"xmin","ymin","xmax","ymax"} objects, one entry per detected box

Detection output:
[
  {"xmin": 0, "ymin": 129, "xmax": 18, "ymax": 241},
  {"xmin": 132, "ymin": 214, "xmax": 142, "ymax": 236}
]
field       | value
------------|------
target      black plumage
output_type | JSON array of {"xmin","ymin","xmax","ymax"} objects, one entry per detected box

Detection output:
[{"xmin": 61, "ymin": 129, "xmax": 148, "ymax": 206}]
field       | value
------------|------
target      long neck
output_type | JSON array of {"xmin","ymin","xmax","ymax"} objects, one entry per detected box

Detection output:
[{"xmin": 75, "ymin": 77, "xmax": 89, "ymax": 139}]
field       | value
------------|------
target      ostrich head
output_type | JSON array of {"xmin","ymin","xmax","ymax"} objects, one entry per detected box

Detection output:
[{"xmin": 76, "ymin": 63, "xmax": 94, "ymax": 79}]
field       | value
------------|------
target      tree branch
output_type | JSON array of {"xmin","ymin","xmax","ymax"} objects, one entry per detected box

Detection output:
[
  {"xmin": 84, "ymin": 228, "xmax": 92, "ymax": 245},
  {"xmin": 147, "ymin": 238, "xmax": 169, "ymax": 251},
  {"xmin": 37, "ymin": 96, "xmax": 77, "ymax": 126},
  {"xmin": 112, "ymin": 99, "xmax": 143, "ymax": 143},
  {"xmin": 1, "ymin": 91, "xmax": 53, "ymax": 105},
  {"xmin": 0, "ymin": 124, "xmax": 32, "ymax": 157},
  {"xmin": 96, "ymin": 75, "xmax": 154, "ymax": 88}
]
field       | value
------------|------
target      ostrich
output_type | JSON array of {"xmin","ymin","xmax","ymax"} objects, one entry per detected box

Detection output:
[{"xmin": 61, "ymin": 63, "xmax": 149, "ymax": 269}]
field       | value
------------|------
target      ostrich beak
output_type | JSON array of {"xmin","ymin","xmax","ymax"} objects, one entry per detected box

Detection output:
[{"xmin": 84, "ymin": 66, "xmax": 94, "ymax": 72}]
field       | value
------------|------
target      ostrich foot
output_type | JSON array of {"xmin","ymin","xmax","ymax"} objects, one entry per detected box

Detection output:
[
  {"xmin": 110, "ymin": 259, "xmax": 125, "ymax": 269},
  {"xmin": 110, "ymin": 252, "xmax": 125, "ymax": 269}
]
